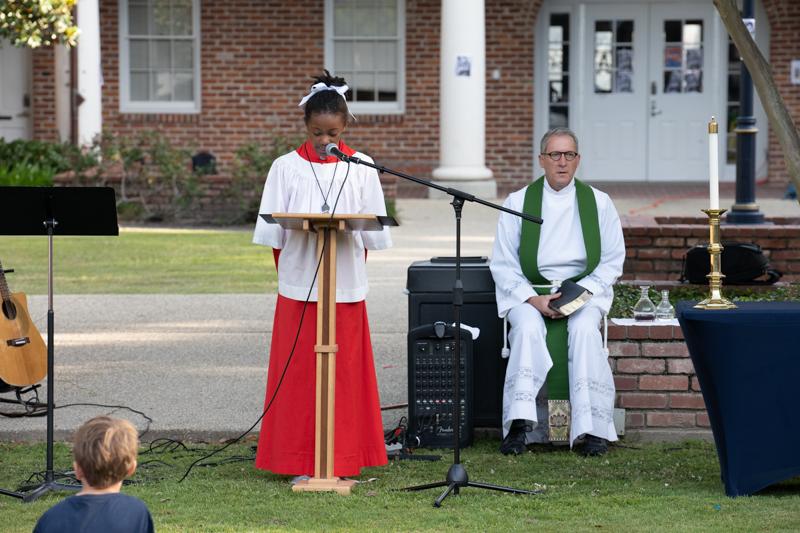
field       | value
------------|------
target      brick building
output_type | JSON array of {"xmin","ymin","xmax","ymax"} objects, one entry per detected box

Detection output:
[{"xmin": 2, "ymin": 0, "xmax": 798, "ymax": 202}]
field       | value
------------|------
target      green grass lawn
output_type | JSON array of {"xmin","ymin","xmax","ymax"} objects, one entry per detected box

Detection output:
[
  {"xmin": 0, "ymin": 227, "xmax": 277, "ymax": 294},
  {"xmin": 3, "ymin": 227, "xmax": 800, "ymax": 530},
  {"xmin": 1, "ymin": 439, "xmax": 799, "ymax": 532}
]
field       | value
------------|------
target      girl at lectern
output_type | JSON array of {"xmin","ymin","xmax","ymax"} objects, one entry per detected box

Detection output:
[{"xmin": 252, "ymin": 71, "xmax": 392, "ymax": 477}]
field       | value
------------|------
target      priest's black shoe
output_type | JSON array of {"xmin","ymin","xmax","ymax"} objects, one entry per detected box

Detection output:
[
  {"xmin": 581, "ymin": 434, "xmax": 609, "ymax": 456},
  {"xmin": 499, "ymin": 420, "xmax": 529, "ymax": 455}
]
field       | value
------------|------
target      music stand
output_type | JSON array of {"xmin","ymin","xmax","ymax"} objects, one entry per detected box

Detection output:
[{"xmin": 0, "ymin": 187, "xmax": 118, "ymax": 503}]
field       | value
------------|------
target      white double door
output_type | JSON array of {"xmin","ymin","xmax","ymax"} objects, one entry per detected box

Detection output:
[
  {"xmin": 579, "ymin": 2, "xmax": 720, "ymax": 181},
  {"xmin": 0, "ymin": 42, "xmax": 32, "ymax": 141}
]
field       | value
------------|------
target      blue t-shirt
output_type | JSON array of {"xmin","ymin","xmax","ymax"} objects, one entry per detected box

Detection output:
[{"xmin": 34, "ymin": 493, "xmax": 154, "ymax": 533}]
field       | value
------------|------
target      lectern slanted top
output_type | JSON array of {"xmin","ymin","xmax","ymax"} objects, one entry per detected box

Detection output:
[{"xmin": 261, "ymin": 212, "xmax": 396, "ymax": 495}]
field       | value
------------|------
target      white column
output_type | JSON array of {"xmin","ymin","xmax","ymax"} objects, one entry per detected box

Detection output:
[
  {"xmin": 431, "ymin": 0, "xmax": 495, "ymax": 199},
  {"xmin": 77, "ymin": 0, "xmax": 102, "ymax": 146},
  {"xmin": 54, "ymin": 45, "xmax": 71, "ymax": 142}
]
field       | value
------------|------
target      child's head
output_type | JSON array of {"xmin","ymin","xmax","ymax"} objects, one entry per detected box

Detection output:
[
  {"xmin": 72, "ymin": 416, "xmax": 139, "ymax": 490},
  {"xmin": 302, "ymin": 70, "xmax": 350, "ymax": 158}
]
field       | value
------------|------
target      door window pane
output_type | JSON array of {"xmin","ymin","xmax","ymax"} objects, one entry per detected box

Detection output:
[
  {"xmin": 594, "ymin": 19, "xmax": 634, "ymax": 93},
  {"xmin": 616, "ymin": 20, "xmax": 633, "ymax": 43},
  {"xmin": 549, "ymin": 76, "xmax": 569, "ymax": 104},
  {"xmin": 662, "ymin": 19, "xmax": 704, "ymax": 93},
  {"xmin": 548, "ymin": 13, "xmax": 570, "ymax": 127},
  {"xmin": 549, "ymin": 107, "xmax": 569, "ymax": 128}
]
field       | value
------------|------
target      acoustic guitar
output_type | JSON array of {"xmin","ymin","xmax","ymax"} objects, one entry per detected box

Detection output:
[{"xmin": 0, "ymin": 259, "xmax": 47, "ymax": 387}]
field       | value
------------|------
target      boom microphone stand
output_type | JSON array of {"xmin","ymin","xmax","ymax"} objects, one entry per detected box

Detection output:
[
  {"xmin": 0, "ymin": 187, "xmax": 118, "ymax": 503},
  {"xmin": 324, "ymin": 145, "xmax": 542, "ymax": 507}
]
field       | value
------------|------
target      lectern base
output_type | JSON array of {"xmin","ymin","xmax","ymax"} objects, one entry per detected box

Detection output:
[{"xmin": 292, "ymin": 477, "xmax": 356, "ymax": 495}]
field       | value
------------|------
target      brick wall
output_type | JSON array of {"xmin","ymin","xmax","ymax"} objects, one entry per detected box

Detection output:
[
  {"xmin": 93, "ymin": 0, "xmax": 541, "ymax": 201},
  {"xmin": 31, "ymin": 48, "xmax": 58, "ymax": 142},
  {"xmin": 622, "ymin": 216, "xmax": 800, "ymax": 282},
  {"xmin": 763, "ymin": 0, "xmax": 800, "ymax": 186},
  {"xmin": 608, "ymin": 323, "xmax": 711, "ymax": 439},
  {"xmin": 486, "ymin": 1, "xmax": 538, "ymax": 197}
]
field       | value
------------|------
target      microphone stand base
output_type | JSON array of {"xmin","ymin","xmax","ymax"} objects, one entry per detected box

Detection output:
[{"xmin": 405, "ymin": 463, "xmax": 542, "ymax": 508}]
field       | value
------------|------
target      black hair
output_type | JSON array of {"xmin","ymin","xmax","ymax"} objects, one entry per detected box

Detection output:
[{"xmin": 303, "ymin": 70, "xmax": 350, "ymax": 124}]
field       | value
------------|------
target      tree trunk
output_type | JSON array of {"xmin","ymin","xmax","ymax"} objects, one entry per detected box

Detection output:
[{"xmin": 714, "ymin": 0, "xmax": 800, "ymax": 198}]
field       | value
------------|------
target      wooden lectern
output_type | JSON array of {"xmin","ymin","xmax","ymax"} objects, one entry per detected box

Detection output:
[{"xmin": 261, "ymin": 213, "xmax": 396, "ymax": 495}]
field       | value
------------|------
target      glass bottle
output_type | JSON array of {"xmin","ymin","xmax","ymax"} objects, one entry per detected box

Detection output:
[
  {"xmin": 632, "ymin": 286, "xmax": 656, "ymax": 321},
  {"xmin": 656, "ymin": 289, "xmax": 675, "ymax": 321}
]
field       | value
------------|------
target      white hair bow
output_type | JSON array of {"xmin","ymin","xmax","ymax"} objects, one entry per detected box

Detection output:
[{"xmin": 297, "ymin": 82, "xmax": 350, "ymax": 107}]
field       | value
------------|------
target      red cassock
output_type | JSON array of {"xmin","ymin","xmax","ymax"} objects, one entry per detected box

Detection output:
[{"xmin": 255, "ymin": 291, "xmax": 388, "ymax": 477}]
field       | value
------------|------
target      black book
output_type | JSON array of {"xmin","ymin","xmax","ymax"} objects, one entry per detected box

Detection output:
[{"xmin": 548, "ymin": 279, "xmax": 593, "ymax": 316}]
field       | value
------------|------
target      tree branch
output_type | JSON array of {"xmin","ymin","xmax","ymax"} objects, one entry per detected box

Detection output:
[{"xmin": 713, "ymin": 0, "xmax": 800, "ymax": 197}]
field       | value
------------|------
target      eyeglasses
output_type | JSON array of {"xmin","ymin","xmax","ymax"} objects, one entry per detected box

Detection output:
[{"xmin": 542, "ymin": 151, "xmax": 578, "ymax": 161}]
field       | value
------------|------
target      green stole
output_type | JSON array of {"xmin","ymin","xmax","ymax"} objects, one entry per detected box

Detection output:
[{"xmin": 519, "ymin": 176, "xmax": 601, "ymax": 401}]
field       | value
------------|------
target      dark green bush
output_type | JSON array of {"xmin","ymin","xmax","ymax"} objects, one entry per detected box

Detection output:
[
  {"xmin": 0, "ymin": 138, "xmax": 96, "ymax": 182},
  {"xmin": 0, "ymin": 163, "xmax": 55, "ymax": 186},
  {"xmin": 90, "ymin": 130, "xmax": 199, "ymax": 222}
]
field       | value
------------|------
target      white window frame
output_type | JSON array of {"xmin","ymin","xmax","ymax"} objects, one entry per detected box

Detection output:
[
  {"xmin": 118, "ymin": 0, "xmax": 202, "ymax": 114},
  {"xmin": 324, "ymin": 0, "xmax": 406, "ymax": 115}
]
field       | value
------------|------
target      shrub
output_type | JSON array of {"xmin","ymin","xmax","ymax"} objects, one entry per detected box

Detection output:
[
  {"xmin": 0, "ymin": 163, "xmax": 54, "ymax": 186},
  {"xmin": 90, "ymin": 131, "xmax": 199, "ymax": 222},
  {"xmin": 0, "ymin": 139, "xmax": 96, "ymax": 186},
  {"xmin": 228, "ymin": 137, "xmax": 300, "ymax": 224}
]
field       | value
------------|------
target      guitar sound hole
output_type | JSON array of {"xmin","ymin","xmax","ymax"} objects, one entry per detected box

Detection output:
[{"xmin": 1, "ymin": 300, "xmax": 17, "ymax": 321}]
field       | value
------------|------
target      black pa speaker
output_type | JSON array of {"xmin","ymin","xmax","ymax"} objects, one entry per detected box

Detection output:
[
  {"xmin": 407, "ymin": 322, "xmax": 473, "ymax": 448},
  {"xmin": 406, "ymin": 257, "xmax": 507, "ymax": 429}
]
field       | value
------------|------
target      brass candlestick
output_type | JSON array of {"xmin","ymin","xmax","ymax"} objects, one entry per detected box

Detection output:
[{"xmin": 695, "ymin": 209, "xmax": 737, "ymax": 310}]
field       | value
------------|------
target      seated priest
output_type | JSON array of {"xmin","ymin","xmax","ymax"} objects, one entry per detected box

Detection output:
[{"xmin": 489, "ymin": 127, "xmax": 626, "ymax": 457}]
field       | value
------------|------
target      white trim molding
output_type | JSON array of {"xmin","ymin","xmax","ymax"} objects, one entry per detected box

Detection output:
[
  {"xmin": 324, "ymin": 0, "xmax": 406, "ymax": 115},
  {"xmin": 118, "ymin": 0, "xmax": 202, "ymax": 114}
]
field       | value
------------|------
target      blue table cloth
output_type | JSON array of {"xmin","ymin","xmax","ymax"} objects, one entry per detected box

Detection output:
[{"xmin": 677, "ymin": 301, "xmax": 800, "ymax": 496}]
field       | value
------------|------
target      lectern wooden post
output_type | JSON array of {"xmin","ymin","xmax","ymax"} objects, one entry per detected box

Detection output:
[{"xmin": 261, "ymin": 213, "xmax": 396, "ymax": 495}]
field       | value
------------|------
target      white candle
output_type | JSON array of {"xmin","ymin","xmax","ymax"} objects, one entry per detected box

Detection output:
[{"xmin": 708, "ymin": 117, "xmax": 719, "ymax": 210}]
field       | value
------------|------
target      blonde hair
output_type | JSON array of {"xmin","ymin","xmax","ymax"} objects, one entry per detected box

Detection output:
[{"xmin": 73, "ymin": 416, "xmax": 139, "ymax": 489}]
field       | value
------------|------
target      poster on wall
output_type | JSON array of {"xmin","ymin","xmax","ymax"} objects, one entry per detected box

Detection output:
[
  {"xmin": 791, "ymin": 60, "xmax": 800, "ymax": 85},
  {"xmin": 455, "ymin": 56, "xmax": 471, "ymax": 76}
]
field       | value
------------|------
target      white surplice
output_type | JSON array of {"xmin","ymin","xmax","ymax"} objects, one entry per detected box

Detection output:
[
  {"xmin": 490, "ymin": 178, "xmax": 625, "ymax": 446},
  {"xmin": 252, "ymin": 150, "xmax": 392, "ymax": 303}
]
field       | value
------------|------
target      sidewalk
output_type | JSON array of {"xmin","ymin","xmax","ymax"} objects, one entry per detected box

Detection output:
[{"xmin": 2, "ymin": 184, "xmax": 798, "ymax": 440}]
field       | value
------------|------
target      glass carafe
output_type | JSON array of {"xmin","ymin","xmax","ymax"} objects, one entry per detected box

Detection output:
[
  {"xmin": 632, "ymin": 286, "xmax": 656, "ymax": 322},
  {"xmin": 655, "ymin": 289, "xmax": 675, "ymax": 321}
]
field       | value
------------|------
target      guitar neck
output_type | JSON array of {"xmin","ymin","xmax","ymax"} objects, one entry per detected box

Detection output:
[{"xmin": 0, "ymin": 260, "xmax": 11, "ymax": 303}]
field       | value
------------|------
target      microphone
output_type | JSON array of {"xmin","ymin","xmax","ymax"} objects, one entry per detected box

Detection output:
[{"xmin": 325, "ymin": 143, "xmax": 350, "ymax": 162}]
